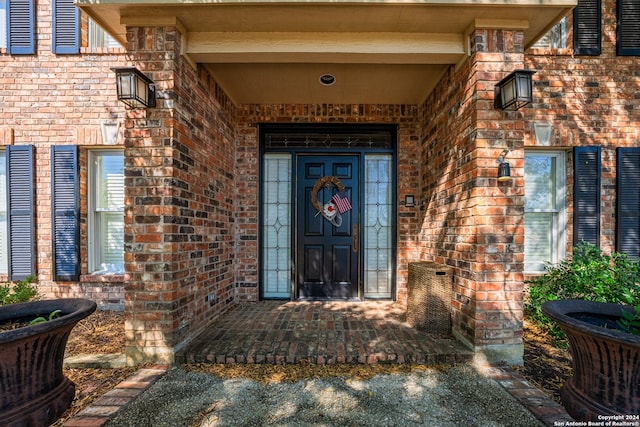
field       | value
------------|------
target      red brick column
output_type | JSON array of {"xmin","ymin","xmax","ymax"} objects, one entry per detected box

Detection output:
[
  {"xmin": 123, "ymin": 26, "xmax": 237, "ymax": 364},
  {"xmin": 420, "ymin": 28, "xmax": 526, "ymax": 364}
]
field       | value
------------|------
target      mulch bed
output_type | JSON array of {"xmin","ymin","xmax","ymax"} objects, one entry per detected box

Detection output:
[
  {"xmin": 52, "ymin": 311, "xmax": 135, "ymax": 427},
  {"xmin": 514, "ymin": 319, "xmax": 572, "ymax": 403},
  {"xmin": 64, "ymin": 310, "xmax": 126, "ymax": 355},
  {"xmin": 51, "ymin": 310, "xmax": 573, "ymax": 425}
]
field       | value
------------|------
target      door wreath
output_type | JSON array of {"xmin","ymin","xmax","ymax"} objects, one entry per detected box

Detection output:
[{"xmin": 311, "ymin": 176, "xmax": 352, "ymax": 227}]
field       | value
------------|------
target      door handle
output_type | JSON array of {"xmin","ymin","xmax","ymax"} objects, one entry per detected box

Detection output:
[{"xmin": 352, "ymin": 224, "xmax": 358, "ymax": 252}]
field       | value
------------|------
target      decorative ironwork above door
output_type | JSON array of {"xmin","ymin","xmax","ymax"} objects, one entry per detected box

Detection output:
[{"xmin": 265, "ymin": 132, "xmax": 393, "ymax": 150}]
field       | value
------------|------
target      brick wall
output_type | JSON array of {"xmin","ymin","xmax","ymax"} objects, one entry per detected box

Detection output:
[
  {"xmin": 525, "ymin": 1, "xmax": 640, "ymax": 254},
  {"xmin": 0, "ymin": 0, "xmax": 128, "ymax": 309},
  {"xmin": 3, "ymin": 0, "xmax": 636, "ymax": 366},
  {"xmin": 123, "ymin": 26, "xmax": 237, "ymax": 364}
]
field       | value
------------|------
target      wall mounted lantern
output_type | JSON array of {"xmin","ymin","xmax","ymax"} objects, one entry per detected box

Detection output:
[
  {"xmin": 494, "ymin": 70, "xmax": 536, "ymax": 111},
  {"xmin": 112, "ymin": 67, "xmax": 156, "ymax": 109},
  {"xmin": 497, "ymin": 149, "xmax": 511, "ymax": 181}
]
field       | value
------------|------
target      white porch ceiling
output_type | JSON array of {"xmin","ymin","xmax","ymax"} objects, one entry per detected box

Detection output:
[{"xmin": 77, "ymin": 0, "xmax": 576, "ymax": 105}]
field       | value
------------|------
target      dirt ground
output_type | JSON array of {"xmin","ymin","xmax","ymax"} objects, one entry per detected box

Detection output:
[{"xmin": 52, "ymin": 310, "xmax": 573, "ymax": 425}]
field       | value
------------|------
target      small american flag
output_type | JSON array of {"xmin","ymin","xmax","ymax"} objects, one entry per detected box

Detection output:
[{"xmin": 331, "ymin": 193, "xmax": 352, "ymax": 214}]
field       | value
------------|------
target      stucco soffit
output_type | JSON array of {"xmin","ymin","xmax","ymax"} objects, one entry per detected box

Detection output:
[
  {"xmin": 76, "ymin": 0, "xmax": 577, "ymax": 104},
  {"xmin": 120, "ymin": 16, "xmax": 180, "ymax": 27},
  {"xmin": 183, "ymin": 32, "xmax": 465, "ymax": 65},
  {"xmin": 472, "ymin": 19, "xmax": 530, "ymax": 30}
]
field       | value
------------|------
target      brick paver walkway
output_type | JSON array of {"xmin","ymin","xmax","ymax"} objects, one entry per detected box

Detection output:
[{"xmin": 178, "ymin": 300, "xmax": 474, "ymax": 365}]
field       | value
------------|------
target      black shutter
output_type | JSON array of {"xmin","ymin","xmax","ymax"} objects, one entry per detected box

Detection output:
[
  {"xmin": 574, "ymin": 0, "xmax": 602, "ymax": 55},
  {"xmin": 574, "ymin": 146, "xmax": 601, "ymax": 246},
  {"xmin": 617, "ymin": 0, "xmax": 640, "ymax": 56},
  {"xmin": 52, "ymin": 0, "xmax": 80, "ymax": 54},
  {"xmin": 6, "ymin": 146, "xmax": 35, "ymax": 281},
  {"xmin": 52, "ymin": 146, "xmax": 80, "ymax": 281},
  {"xmin": 7, "ymin": 0, "xmax": 36, "ymax": 55},
  {"xmin": 616, "ymin": 148, "xmax": 640, "ymax": 259}
]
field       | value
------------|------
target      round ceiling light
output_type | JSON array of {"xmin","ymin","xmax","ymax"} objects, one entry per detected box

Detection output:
[{"xmin": 319, "ymin": 74, "xmax": 336, "ymax": 86}]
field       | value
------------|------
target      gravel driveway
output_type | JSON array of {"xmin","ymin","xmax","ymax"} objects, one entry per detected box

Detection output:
[{"xmin": 105, "ymin": 364, "xmax": 544, "ymax": 427}]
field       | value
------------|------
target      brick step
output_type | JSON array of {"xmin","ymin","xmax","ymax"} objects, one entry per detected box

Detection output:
[{"xmin": 177, "ymin": 301, "xmax": 474, "ymax": 365}]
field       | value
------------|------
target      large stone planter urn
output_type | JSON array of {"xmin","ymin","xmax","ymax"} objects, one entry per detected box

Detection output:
[
  {"xmin": 0, "ymin": 298, "xmax": 96, "ymax": 426},
  {"xmin": 542, "ymin": 299, "xmax": 640, "ymax": 421}
]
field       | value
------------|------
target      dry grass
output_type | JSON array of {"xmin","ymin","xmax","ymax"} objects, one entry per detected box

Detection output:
[{"xmin": 186, "ymin": 361, "xmax": 450, "ymax": 384}]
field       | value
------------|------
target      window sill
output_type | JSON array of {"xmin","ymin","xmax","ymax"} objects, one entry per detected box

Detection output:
[
  {"xmin": 527, "ymin": 47, "xmax": 573, "ymax": 56},
  {"xmin": 524, "ymin": 271, "xmax": 546, "ymax": 279},
  {"xmin": 80, "ymin": 273, "xmax": 127, "ymax": 283},
  {"xmin": 80, "ymin": 47, "xmax": 126, "ymax": 55}
]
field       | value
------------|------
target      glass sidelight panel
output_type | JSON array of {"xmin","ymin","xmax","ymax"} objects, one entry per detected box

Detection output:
[
  {"xmin": 364, "ymin": 154, "xmax": 393, "ymax": 298},
  {"xmin": 262, "ymin": 153, "xmax": 292, "ymax": 298}
]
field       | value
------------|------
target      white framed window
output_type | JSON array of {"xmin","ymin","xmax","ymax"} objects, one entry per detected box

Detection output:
[
  {"xmin": 88, "ymin": 150, "xmax": 124, "ymax": 274},
  {"xmin": 0, "ymin": 151, "xmax": 6, "ymax": 274},
  {"xmin": 524, "ymin": 151, "xmax": 566, "ymax": 272},
  {"xmin": 0, "ymin": 0, "xmax": 6, "ymax": 49},
  {"xmin": 87, "ymin": 17, "xmax": 120, "ymax": 49},
  {"xmin": 532, "ymin": 17, "xmax": 567, "ymax": 49}
]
